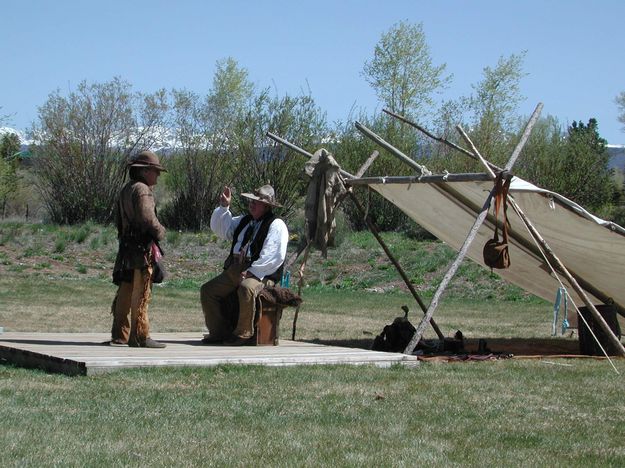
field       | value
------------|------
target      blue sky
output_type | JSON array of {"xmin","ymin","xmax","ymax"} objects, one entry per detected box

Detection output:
[{"xmin": 2, "ymin": 0, "xmax": 625, "ymax": 143}]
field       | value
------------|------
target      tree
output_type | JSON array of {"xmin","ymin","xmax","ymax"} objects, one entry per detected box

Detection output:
[
  {"xmin": 517, "ymin": 117, "xmax": 616, "ymax": 212},
  {"xmin": 161, "ymin": 58, "xmax": 254, "ymax": 230},
  {"xmin": 342, "ymin": 21, "xmax": 451, "ymax": 234},
  {"xmin": 514, "ymin": 115, "xmax": 565, "ymax": 188},
  {"xmin": 161, "ymin": 88, "xmax": 232, "ymax": 230},
  {"xmin": 0, "ymin": 107, "xmax": 9, "ymax": 124},
  {"xmin": 229, "ymin": 89, "xmax": 327, "ymax": 221},
  {"xmin": 0, "ymin": 132, "xmax": 21, "ymax": 217},
  {"xmin": 558, "ymin": 119, "xmax": 615, "ymax": 210},
  {"xmin": 206, "ymin": 57, "xmax": 254, "ymax": 136},
  {"xmin": 362, "ymin": 21, "xmax": 451, "ymax": 120},
  {"xmin": 31, "ymin": 78, "xmax": 169, "ymax": 224},
  {"xmin": 426, "ymin": 52, "xmax": 527, "ymax": 174},
  {"xmin": 466, "ymin": 52, "xmax": 527, "ymax": 167}
]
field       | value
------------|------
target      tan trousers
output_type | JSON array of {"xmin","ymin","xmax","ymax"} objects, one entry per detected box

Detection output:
[
  {"xmin": 111, "ymin": 267, "xmax": 152, "ymax": 342},
  {"xmin": 200, "ymin": 262, "xmax": 265, "ymax": 339}
]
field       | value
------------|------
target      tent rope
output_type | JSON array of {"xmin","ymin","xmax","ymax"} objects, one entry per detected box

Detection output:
[{"xmin": 552, "ymin": 286, "xmax": 570, "ymax": 336}]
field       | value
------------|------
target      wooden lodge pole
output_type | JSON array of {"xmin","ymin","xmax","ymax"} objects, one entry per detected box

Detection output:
[
  {"xmin": 291, "ymin": 242, "xmax": 311, "ymax": 340},
  {"xmin": 346, "ymin": 191, "xmax": 445, "ymax": 339},
  {"xmin": 354, "ymin": 121, "xmax": 430, "ymax": 175},
  {"xmin": 504, "ymin": 103, "xmax": 544, "ymax": 172},
  {"xmin": 382, "ymin": 108, "xmax": 481, "ymax": 163}
]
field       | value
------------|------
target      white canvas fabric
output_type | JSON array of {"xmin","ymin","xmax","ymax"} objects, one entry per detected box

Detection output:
[{"xmin": 368, "ymin": 176, "xmax": 625, "ymax": 313}]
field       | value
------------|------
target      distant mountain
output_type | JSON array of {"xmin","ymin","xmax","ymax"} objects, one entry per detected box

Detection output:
[{"xmin": 607, "ymin": 145, "xmax": 625, "ymax": 170}]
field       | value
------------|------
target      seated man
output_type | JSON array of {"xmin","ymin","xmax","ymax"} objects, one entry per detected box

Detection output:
[{"xmin": 200, "ymin": 185, "xmax": 288, "ymax": 345}]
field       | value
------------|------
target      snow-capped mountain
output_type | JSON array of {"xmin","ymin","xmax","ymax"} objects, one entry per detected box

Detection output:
[{"xmin": 0, "ymin": 127, "xmax": 32, "ymax": 146}]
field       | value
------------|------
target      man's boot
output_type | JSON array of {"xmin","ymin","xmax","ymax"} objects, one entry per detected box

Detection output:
[{"xmin": 128, "ymin": 333, "xmax": 166, "ymax": 348}]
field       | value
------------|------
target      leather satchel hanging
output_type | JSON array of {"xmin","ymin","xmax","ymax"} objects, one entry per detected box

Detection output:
[
  {"xmin": 483, "ymin": 172, "xmax": 512, "ymax": 269},
  {"xmin": 150, "ymin": 241, "xmax": 167, "ymax": 284}
]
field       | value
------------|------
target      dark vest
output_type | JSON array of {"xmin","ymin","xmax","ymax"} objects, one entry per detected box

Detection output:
[{"xmin": 229, "ymin": 212, "xmax": 284, "ymax": 282}]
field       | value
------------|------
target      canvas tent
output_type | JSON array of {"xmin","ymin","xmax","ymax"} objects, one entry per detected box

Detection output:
[{"xmin": 354, "ymin": 175, "xmax": 625, "ymax": 315}]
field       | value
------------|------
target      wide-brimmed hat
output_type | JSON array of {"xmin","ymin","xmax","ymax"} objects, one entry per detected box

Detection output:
[
  {"xmin": 128, "ymin": 150, "xmax": 167, "ymax": 172},
  {"xmin": 241, "ymin": 184, "xmax": 282, "ymax": 207}
]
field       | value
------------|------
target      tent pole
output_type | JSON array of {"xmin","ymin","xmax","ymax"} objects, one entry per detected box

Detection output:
[
  {"xmin": 267, "ymin": 131, "xmax": 355, "ymax": 179},
  {"xmin": 340, "ymin": 152, "xmax": 445, "ymax": 337},
  {"xmin": 354, "ymin": 122, "xmax": 430, "ymax": 175},
  {"xmin": 382, "ymin": 108, "xmax": 485, "ymax": 164},
  {"xmin": 382, "ymin": 103, "xmax": 544, "ymax": 174},
  {"xmin": 504, "ymin": 103, "xmax": 544, "ymax": 171},
  {"xmin": 402, "ymin": 110, "xmax": 541, "ymax": 353},
  {"xmin": 456, "ymin": 125, "xmax": 496, "ymax": 179},
  {"xmin": 508, "ymin": 198, "xmax": 625, "ymax": 357}
]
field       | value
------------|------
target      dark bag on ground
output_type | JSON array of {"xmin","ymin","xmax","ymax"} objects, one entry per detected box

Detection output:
[
  {"xmin": 372, "ymin": 307, "xmax": 416, "ymax": 353},
  {"xmin": 483, "ymin": 172, "xmax": 512, "ymax": 270}
]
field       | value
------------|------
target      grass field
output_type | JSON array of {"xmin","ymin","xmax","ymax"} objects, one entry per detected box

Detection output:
[{"xmin": 1, "ymin": 221, "xmax": 624, "ymax": 466}]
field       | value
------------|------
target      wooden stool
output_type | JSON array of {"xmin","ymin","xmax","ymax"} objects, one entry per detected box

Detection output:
[{"xmin": 254, "ymin": 297, "xmax": 283, "ymax": 346}]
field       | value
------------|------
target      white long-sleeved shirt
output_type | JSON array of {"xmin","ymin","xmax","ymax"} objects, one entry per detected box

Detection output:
[{"xmin": 210, "ymin": 205, "xmax": 288, "ymax": 280}]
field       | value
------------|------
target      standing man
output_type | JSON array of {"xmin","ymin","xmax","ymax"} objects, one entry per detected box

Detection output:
[
  {"xmin": 110, "ymin": 150, "xmax": 167, "ymax": 348},
  {"xmin": 201, "ymin": 185, "xmax": 288, "ymax": 345}
]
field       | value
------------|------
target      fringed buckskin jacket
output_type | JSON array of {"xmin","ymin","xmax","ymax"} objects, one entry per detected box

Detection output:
[{"xmin": 112, "ymin": 180, "xmax": 165, "ymax": 285}]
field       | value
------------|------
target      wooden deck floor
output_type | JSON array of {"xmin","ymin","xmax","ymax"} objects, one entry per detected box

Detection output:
[{"xmin": 0, "ymin": 332, "xmax": 419, "ymax": 376}]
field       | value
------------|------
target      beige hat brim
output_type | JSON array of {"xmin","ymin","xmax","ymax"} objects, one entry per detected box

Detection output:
[
  {"xmin": 128, "ymin": 162, "xmax": 167, "ymax": 172},
  {"xmin": 241, "ymin": 192, "xmax": 281, "ymax": 208}
]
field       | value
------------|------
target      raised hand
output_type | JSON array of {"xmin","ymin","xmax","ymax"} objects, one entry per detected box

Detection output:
[{"xmin": 220, "ymin": 186, "xmax": 232, "ymax": 207}]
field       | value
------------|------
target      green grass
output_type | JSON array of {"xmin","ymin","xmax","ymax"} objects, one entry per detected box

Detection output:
[
  {"xmin": 166, "ymin": 229, "xmax": 182, "ymax": 247},
  {"xmin": 0, "ymin": 363, "xmax": 624, "ymax": 466}
]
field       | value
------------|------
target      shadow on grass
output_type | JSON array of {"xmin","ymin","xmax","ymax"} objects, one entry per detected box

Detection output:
[
  {"xmin": 299, "ymin": 337, "xmax": 587, "ymax": 357},
  {"xmin": 302, "ymin": 338, "xmax": 375, "ymax": 350}
]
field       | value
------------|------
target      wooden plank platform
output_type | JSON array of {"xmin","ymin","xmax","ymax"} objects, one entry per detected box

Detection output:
[{"xmin": 0, "ymin": 332, "xmax": 419, "ymax": 376}]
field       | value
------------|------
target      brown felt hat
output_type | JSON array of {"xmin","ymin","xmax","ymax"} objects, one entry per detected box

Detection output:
[
  {"xmin": 241, "ymin": 184, "xmax": 282, "ymax": 207},
  {"xmin": 128, "ymin": 150, "xmax": 167, "ymax": 172}
]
